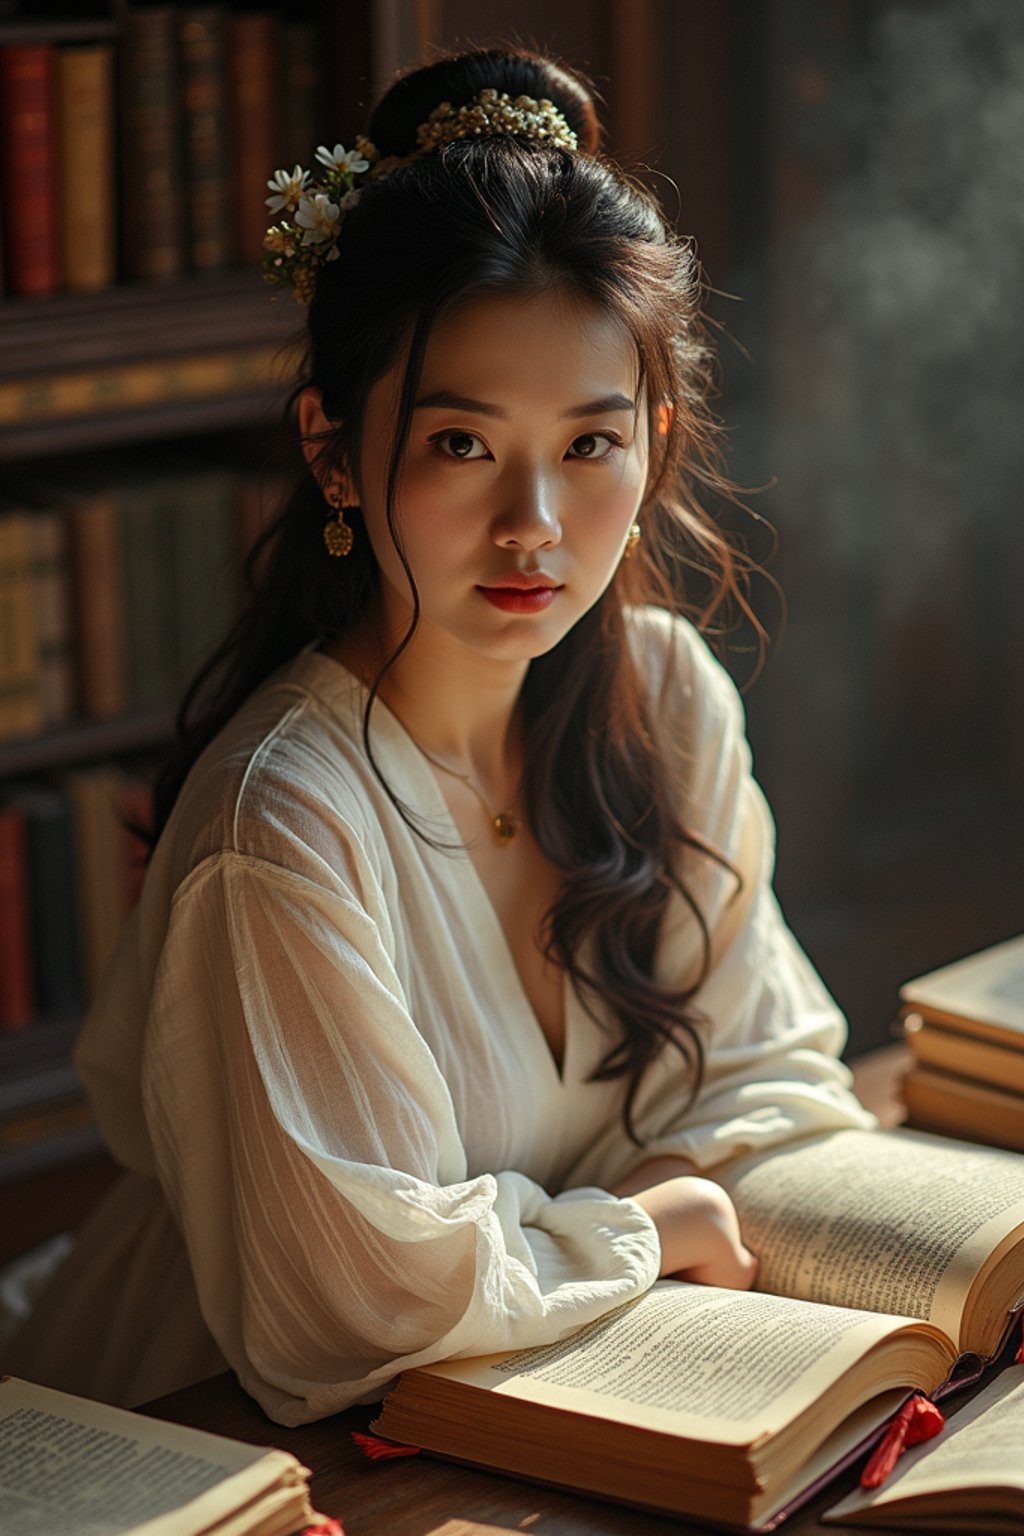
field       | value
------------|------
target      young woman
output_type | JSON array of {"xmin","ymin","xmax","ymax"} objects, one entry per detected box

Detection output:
[{"xmin": 5, "ymin": 47, "xmax": 875, "ymax": 1423}]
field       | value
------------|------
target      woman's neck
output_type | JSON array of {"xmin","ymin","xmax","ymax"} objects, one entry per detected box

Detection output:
[{"xmin": 324, "ymin": 607, "xmax": 529, "ymax": 792}]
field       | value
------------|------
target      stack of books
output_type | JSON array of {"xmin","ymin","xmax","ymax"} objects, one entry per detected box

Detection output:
[{"xmin": 900, "ymin": 933, "xmax": 1024, "ymax": 1152}]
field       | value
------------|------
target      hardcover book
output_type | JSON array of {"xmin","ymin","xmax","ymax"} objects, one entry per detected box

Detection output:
[{"xmin": 374, "ymin": 1127, "xmax": 1024, "ymax": 1531}]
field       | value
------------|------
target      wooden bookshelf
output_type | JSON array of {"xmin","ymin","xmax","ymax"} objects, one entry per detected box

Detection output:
[
  {"xmin": 0, "ymin": 0, "xmax": 343, "ymax": 1187},
  {"xmin": 0, "ymin": 272, "xmax": 302, "ymax": 459},
  {"xmin": 0, "ymin": 707, "xmax": 176, "ymax": 778}
]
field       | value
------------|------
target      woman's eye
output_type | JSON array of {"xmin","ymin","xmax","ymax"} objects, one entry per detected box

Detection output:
[
  {"xmin": 434, "ymin": 430, "xmax": 488, "ymax": 460},
  {"xmin": 431, "ymin": 430, "xmax": 622, "ymax": 462},
  {"xmin": 568, "ymin": 433, "xmax": 620, "ymax": 461}
]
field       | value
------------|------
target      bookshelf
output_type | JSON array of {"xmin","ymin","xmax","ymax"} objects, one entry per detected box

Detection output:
[{"xmin": 0, "ymin": 0, "xmax": 371, "ymax": 1214}]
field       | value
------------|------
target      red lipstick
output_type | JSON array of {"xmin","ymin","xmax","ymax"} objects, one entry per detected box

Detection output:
[{"xmin": 478, "ymin": 586, "xmax": 560, "ymax": 613}]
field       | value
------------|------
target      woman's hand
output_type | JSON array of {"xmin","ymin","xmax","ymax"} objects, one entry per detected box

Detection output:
[{"xmin": 611, "ymin": 1157, "xmax": 758, "ymax": 1291}]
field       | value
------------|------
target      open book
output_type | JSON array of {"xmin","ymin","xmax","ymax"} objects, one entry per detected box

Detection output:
[
  {"xmin": 372, "ymin": 1127, "xmax": 1024, "ymax": 1531},
  {"xmin": 0, "ymin": 1377, "xmax": 315, "ymax": 1536},
  {"xmin": 825, "ymin": 1361, "xmax": 1024, "ymax": 1530}
]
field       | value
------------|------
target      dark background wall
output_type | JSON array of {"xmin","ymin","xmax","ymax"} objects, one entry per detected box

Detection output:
[{"xmin": 345, "ymin": 0, "xmax": 1023, "ymax": 1054}]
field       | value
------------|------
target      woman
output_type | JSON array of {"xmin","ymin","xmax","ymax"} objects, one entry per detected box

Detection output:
[{"xmin": 5, "ymin": 46, "xmax": 874, "ymax": 1423}]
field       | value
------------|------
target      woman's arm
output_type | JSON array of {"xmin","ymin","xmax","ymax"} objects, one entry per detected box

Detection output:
[
  {"xmin": 611, "ymin": 1155, "xmax": 758, "ymax": 1289},
  {"xmin": 141, "ymin": 850, "xmax": 663, "ymax": 1425}
]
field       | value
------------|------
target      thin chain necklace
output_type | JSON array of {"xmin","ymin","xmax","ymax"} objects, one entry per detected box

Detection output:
[{"xmin": 413, "ymin": 742, "xmax": 522, "ymax": 846}]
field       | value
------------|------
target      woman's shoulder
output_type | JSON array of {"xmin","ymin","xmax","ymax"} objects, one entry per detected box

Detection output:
[
  {"xmin": 623, "ymin": 603, "xmax": 746, "ymax": 746},
  {"xmin": 158, "ymin": 648, "xmax": 387, "ymax": 888}
]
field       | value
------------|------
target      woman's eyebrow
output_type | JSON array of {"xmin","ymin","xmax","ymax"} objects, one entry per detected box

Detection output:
[{"xmin": 414, "ymin": 389, "xmax": 637, "ymax": 419}]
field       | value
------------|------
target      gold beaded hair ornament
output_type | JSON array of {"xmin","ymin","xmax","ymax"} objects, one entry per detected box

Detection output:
[{"xmin": 262, "ymin": 89, "xmax": 579, "ymax": 305}]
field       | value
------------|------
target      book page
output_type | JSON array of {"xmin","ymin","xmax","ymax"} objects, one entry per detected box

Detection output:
[
  {"xmin": 719, "ymin": 1129, "xmax": 1024, "ymax": 1344},
  {"xmin": 825, "ymin": 1362, "xmax": 1024, "ymax": 1523},
  {"xmin": 423, "ymin": 1280, "xmax": 942, "ymax": 1443},
  {"xmin": 0, "ymin": 1378, "xmax": 309, "ymax": 1536}
]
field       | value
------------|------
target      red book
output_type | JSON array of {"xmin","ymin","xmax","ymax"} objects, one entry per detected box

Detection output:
[
  {"xmin": 0, "ymin": 805, "xmax": 33, "ymax": 1031},
  {"xmin": 0, "ymin": 45, "xmax": 59, "ymax": 297}
]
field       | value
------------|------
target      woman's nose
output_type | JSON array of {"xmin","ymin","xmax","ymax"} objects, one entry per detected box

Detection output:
[{"xmin": 491, "ymin": 470, "xmax": 562, "ymax": 549}]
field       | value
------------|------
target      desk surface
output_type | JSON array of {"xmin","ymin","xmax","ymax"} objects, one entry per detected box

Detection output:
[{"xmin": 143, "ymin": 1045, "xmax": 910, "ymax": 1536}]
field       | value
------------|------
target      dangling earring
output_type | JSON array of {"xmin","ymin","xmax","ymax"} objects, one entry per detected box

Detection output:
[
  {"xmin": 623, "ymin": 522, "xmax": 642, "ymax": 560},
  {"xmin": 323, "ymin": 482, "xmax": 355, "ymax": 557}
]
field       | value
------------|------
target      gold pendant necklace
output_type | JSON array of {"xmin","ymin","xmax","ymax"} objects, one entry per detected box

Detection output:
[{"xmin": 414, "ymin": 744, "xmax": 521, "ymax": 846}]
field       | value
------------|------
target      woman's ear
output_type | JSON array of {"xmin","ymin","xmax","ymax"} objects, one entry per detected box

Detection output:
[
  {"xmin": 297, "ymin": 386, "xmax": 357, "ymax": 502},
  {"xmin": 656, "ymin": 401, "xmax": 675, "ymax": 437}
]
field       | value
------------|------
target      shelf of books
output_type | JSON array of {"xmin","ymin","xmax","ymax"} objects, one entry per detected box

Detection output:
[{"xmin": 0, "ymin": 0, "xmax": 359, "ymax": 1204}]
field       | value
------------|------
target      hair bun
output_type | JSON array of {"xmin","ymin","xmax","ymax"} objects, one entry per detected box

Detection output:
[{"xmin": 366, "ymin": 46, "xmax": 601, "ymax": 160}]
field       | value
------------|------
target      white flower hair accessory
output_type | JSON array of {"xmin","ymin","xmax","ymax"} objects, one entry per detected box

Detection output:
[
  {"xmin": 262, "ymin": 136, "xmax": 379, "ymax": 304},
  {"xmin": 262, "ymin": 90, "xmax": 579, "ymax": 305}
]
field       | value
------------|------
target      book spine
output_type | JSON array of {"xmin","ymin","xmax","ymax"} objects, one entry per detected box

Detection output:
[
  {"xmin": 229, "ymin": 11, "xmax": 282, "ymax": 266},
  {"xmin": 30, "ymin": 510, "xmax": 75, "ymax": 728},
  {"xmin": 56, "ymin": 42, "xmax": 117, "ymax": 292},
  {"xmin": 120, "ymin": 4, "xmax": 185, "ymax": 280},
  {"xmin": 0, "ymin": 806, "xmax": 33, "ymax": 1032},
  {"xmin": 0, "ymin": 512, "xmax": 43, "ymax": 743},
  {"xmin": 170, "ymin": 469, "xmax": 237, "ymax": 686},
  {"xmin": 121, "ymin": 484, "xmax": 177, "ymax": 709},
  {"xmin": 67, "ymin": 493, "xmax": 128, "ymax": 720},
  {"xmin": 179, "ymin": 4, "xmax": 232, "ymax": 271},
  {"xmin": 69, "ymin": 766, "xmax": 130, "ymax": 1000},
  {"xmin": 0, "ymin": 44, "xmax": 59, "ymax": 297},
  {"xmin": 17, "ymin": 789, "xmax": 85, "ymax": 1019}
]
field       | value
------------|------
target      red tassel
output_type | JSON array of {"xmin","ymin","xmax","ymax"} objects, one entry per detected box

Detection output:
[
  {"xmin": 860, "ymin": 1394, "xmax": 945, "ymax": 1489},
  {"xmin": 351, "ymin": 1430, "xmax": 421, "ymax": 1460},
  {"xmin": 1015, "ymin": 1315, "xmax": 1024, "ymax": 1363},
  {"xmin": 302, "ymin": 1522, "xmax": 346, "ymax": 1536}
]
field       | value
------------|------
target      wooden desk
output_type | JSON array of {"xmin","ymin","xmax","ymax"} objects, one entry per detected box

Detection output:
[{"xmin": 142, "ymin": 1046, "xmax": 912, "ymax": 1536}]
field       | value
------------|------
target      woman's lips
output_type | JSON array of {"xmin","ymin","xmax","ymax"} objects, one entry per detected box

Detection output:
[{"xmin": 476, "ymin": 585, "xmax": 562, "ymax": 613}]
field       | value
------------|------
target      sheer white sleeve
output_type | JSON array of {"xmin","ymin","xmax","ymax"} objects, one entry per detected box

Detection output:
[{"xmin": 141, "ymin": 850, "xmax": 659, "ymax": 1426}]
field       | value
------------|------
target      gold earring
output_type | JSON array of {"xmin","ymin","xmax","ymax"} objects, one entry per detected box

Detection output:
[
  {"xmin": 623, "ymin": 522, "xmax": 641, "ymax": 560},
  {"xmin": 323, "ymin": 483, "xmax": 355, "ymax": 557}
]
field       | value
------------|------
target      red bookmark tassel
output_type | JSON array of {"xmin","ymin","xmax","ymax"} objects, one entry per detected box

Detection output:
[
  {"xmin": 302, "ymin": 1521, "xmax": 346, "ymax": 1536},
  {"xmin": 351, "ymin": 1430, "xmax": 422, "ymax": 1460},
  {"xmin": 1015, "ymin": 1315, "xmax": 1024, "ymax": 1363},
  {"xmin": 860, "ymin": 1394, "xmax": 945, "ymax": 1489}
]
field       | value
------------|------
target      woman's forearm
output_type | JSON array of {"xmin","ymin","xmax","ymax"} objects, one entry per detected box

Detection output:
[{"xmin": 610, "ymin": 1157, "xmax": 757, "ymax": 1290}]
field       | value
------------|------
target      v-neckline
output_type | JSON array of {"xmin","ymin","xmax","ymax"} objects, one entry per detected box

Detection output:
[{"xmin": 306, "ymin": 647, "xmax": 571, "ymax": 1086}]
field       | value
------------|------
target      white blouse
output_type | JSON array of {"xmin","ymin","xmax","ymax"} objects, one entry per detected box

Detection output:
[{"xmin": 8, "ymin": 605, "xmax": 875, "ymax": 1424}]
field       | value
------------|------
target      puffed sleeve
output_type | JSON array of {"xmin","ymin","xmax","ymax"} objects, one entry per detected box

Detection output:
[
  {"xmin": 568, "ymin": 610, "xmax": 876, "ymax": 1190},
  {"xmin": 141, "ymin": 848, "xmax": 659, "ymax": 1426}
]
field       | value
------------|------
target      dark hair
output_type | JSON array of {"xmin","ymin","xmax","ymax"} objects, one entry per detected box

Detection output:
[{"xmin": 152, "ymin": 46, "xmax": 765, "ymax": 1143}]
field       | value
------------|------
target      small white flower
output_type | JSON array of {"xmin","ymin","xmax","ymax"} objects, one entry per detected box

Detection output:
[
  {"xmin": 265, "ymin": 165, "xmax": 310, "ymax": 214},
  {"xmin": 315, "ymin": 142, "xmax": 370, "ymax": 176},
  {"xmin": 295, "ymin": 191, "xmax": 341, "ymax": 246},
  {"xmin": 325, "ymin": 244, "xmax": 340, "ymax": 262}
]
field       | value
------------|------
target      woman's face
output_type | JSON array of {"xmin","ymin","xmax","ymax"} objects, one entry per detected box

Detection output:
[{"xmin": 351, "ymin": 287, "xmax": 651, "ymax": 666}]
